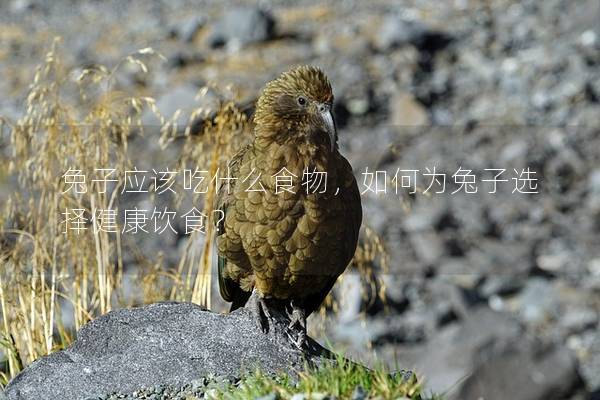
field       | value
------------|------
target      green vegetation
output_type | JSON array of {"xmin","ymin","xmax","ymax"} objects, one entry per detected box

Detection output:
[{"xmin": 213, "ymin": 357, "xmax": 432, "ymax": 400}]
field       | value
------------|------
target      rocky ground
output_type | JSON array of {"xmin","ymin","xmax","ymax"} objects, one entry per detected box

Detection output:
[{"xmin": 1, "ymin": 0, "xmax": 600, "ymax": 399}]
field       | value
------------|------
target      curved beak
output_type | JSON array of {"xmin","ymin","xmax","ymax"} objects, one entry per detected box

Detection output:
[{"xmin": 319, "ymin": 104, "xmax": 337, "ymax": 152}]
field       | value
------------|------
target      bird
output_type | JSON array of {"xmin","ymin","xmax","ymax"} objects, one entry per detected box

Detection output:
[{"xmin": 214, "ymin": 65, "xmax": 362, "ymax": 346}]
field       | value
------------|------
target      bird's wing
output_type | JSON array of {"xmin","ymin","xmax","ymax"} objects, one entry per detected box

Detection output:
[
  {"xmin": 303, "ymin": 159, "xmax": 362, "ymax": 316},
  {"xmin": 215, "ymin": 144, "xmax": 252, "ymax": 309}
]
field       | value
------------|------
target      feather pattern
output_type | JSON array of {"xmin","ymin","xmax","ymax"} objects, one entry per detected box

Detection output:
[{"xmin": 215, "ymin": 66, "xmax": 362, "ymax": 315}]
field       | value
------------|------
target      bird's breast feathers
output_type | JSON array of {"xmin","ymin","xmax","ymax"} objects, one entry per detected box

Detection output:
[{"xmin": 220, "ymin": 143, "xmax": 360, "ymax": 299}]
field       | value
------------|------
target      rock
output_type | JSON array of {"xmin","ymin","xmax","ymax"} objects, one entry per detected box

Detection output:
[
  {"xmin": 467, "ymin": 241, "xmax": 533, "ymax": 282},
  {"xmin": 579, "ymin": 29, "xmax": 598, "ymax": 48},
  {"xmin": 396, "ymin": 307, "xmax": 583, "ymax": 399},
  {"xmin": 97, "ymin": 378, "xmax": 213, "ymax": 400},
  {"xmin": 569, "ymin": 330, "xmax": 600, "ymax": 392},
  {"xmin": 208, "ymin": 7, "xmax": 275, "ymax": 49},
  {"xmin": 516, "ymin": 278, "xmax": 560, "ymax": 325},
  {"xmin": 559, "ymin": 307, "xmax": 598, "ymax": 336},
  {"xmin": 479, "ymin": 275, "xmax": 522, "ymax": 298},
  {"xmin": 334, "ymin": 272, "xmax": 363, "ymax": 323},
  {"xmin": 170, "ymin": 15, "xmax": 206, "ymax": 43},
  {"xmin": 459, "ymin": 340, "xmax": 582, "ymax": 400},
  {"xmin": 328, "ymin": 61, "xmax": 373, "ymax": 119},
  {"xmin": 256, "ymin": 393, "xmax": 278, "ymax": 400},
  {"xmin": 290, "ymin": 393, "xmax": 328, "ymax": 400},
  {"xmin": 437, "ymin": 259, "xmax": 481, "ymax": 290},
  {"xmin": 9, "ymin": 0, "xmax": 38, "ymax": 14},
  {"xmin": 375, "ymin": 15, "xmax": 449, "ymax": 52},
  {"xmin": 389, "ymin": 92, "xmax": 429, "ymax": 127},
  {"xmin": 166, "ymin": 50, "xmax": 204, "ymax": 69},
  {"xmin": 332, "ymin": 313, "xmax": 426, "ymax": 350},
  {"xmin": 141, "ymin": 85, "xmax": 218, "ymax": 136},
  {"xmin": 408, "ymin": 231, "xmax": 444, "ymax": 267},
  {"xmin": 380, "ymin": 275, "xmax": 409, "ymax": 312},
  {"xmin": 396, "ymin": 307, "xmax": 522, "ymax": 395},
  {"xmin": 587, "ymin": 169, "xmax": 600, "ymax": 209},
  {"xmin": 402, "ymin": 200, "xmax": 446, "ymax": 233},
  {"xmin": 426, "ymin": 279, "xmax": 469, "ymax": 321},
  {"xmin": 3, "ymin": 302, "xmax": 331, "ymax": 400},
  {"xmin": 351, "ymin": 385, "xmax": 367, "ymax": 400},
  {"xmin": 499, "ymin": 139, "xmax": 529, "ymax": 165}
]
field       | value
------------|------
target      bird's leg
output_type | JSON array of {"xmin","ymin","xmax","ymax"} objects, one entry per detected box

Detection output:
[
  {"xmin": 248, "ymin": 289, "xmax": 272, "ymax": 334},
  {"xmin": 286, "ymin": 300, "xmax": 307, "ymax": 349}
]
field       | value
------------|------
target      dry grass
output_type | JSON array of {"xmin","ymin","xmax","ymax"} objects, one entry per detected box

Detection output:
[{"xmin": 0, "ymin": 39, "xmax": 389, "ymax": 386}]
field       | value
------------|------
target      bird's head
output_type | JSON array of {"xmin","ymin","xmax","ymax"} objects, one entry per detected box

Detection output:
[{"xmin": 254, "ymin": 66, "xmax": 337, "ymax": 152}]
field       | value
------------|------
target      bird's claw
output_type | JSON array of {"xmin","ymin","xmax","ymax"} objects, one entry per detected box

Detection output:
[
  {"xmin": 249, "ymin": 294, "xmax": 272, "ymax": 333},
  {"xmin": 286, "ymin": 329, "xmax": 306, "ymax": 349},
  {"xmin": 286, "ymin": 301, "xmax": 307, "ymax": 349}
]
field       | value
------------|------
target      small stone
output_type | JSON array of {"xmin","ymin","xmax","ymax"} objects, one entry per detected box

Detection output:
[
  {"xmin": 392, "ymin": 370, "xmax": 417, "ymax": 384},
  {"xmin": 351, "ymin": 385, "xmax": 367, "ymax": 400},
  {"xmin": 559, "ymin": 307, "xmax": 598, "ymax": 335},
  {"xmin": 189, "ymin": 378, "xmax": 206, "ymax": 392},
  {"xmin": 208, "ymin": 7, "xmax": 275, "ymax": 49},
  {"xmin": 409, "ymin": 231, "xmax": 445, "ymax": 266},
  {"xmin": 335, "ymin": 272, "xmax": 362, "ymax": 323},
  {"xmin": 376, "ymin": 16, "xmax": 427, "ymax": 50},
  {"xmin": 10, "ymin": 0, "xmax": 36, "ymax": 13},
  {"xmin": 345, "ymin": 98, "xmax": 370, "ymax": 116},
  {"xmin": 499, "ymin": 139, "xmax": 529, "ymax": 164},
  {"xmin": 375, "ymin": 14, "xmax": 452, "ymax": 52},
  {"xmin": 588, "ymin": 169, "xmax": 600, "ymax": 194},
  {"xmin": 488, "ymin": 295, "xmax": 505, "ymax": 312},
  {"xmin": 255, "ymin": 393, "xmax": 278, "ymax": 400},
  {"xmin": 437, "ymin": 259, "xmax": 480, "ymax": 290},
  {"xmin": 517, "ymin": 278, "xmax": 560, "ymax": 324},
  {"xmin": 536, "ymin": 253, "xmax": 570, "ymax": 272},
  {"xmin": 171, "ymin": 16, "xmax": 206, "ymax": 43},
  {"xmin": 588, "ymin": 259, "xmax": 600, "ymax": 276},
  {"xmin": 167, "ymin": 51, "xmax": 204, "ymax": 69},
  {"xmin": 480, "ymin": 276, "xmax": 522, "ymax": 298},
  {"xmin": 580, "ymin": 30, "xmax": 598, "ymax": 47},
  {"xmin": 390, "ymin": 92, "xmax": 429, "ymax": 127}
]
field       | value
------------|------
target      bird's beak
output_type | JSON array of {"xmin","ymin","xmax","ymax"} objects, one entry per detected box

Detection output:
[{"xmin": 319, "ymin": 105, "xmax": 337, "ymax": 152}]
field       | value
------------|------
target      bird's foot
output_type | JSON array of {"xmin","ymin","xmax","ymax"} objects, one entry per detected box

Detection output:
[
  {"xmin": 286, "ymin": 301, "xmax": 307, "ymax": 349},
  {"xmin": 249, "ymin": 292, "xmax": 272, "ymax": 334}
]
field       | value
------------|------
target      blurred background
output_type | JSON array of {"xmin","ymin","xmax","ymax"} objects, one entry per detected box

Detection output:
[{"xmin": 0, "ymin": 1, "xmax": 599, "ymax": 399}]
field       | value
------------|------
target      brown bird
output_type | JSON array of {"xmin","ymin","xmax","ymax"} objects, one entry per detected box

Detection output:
[{"xmin": 215, "ymin": 66, "xmax": 362, "ymax": 345}]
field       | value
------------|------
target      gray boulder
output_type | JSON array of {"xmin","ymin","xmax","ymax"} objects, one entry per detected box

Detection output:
[
  {"xmin": 170, "ymin": 15, "xmax": 207, "ymax": 43},
  {"xmin": 208, "ymin": 7, "xmax": 275, "ymax": 49},
  {"xmin": 375, "ymin": 15, "xmax": 452, "ymax": 52},
  {"xmin": 395, "ymin": 307, "xmax": 583, "ymax": 400},
  {"xmin": 459, "ymin": 339, "xmax": 582, "ymax": 400},
  {"xmin": 140, "ymin": 84, "xmax": 218, "ymax": 136},
  {"xmin": 3, "ymin": 302, "xmax": 330, "ymax": 400}
]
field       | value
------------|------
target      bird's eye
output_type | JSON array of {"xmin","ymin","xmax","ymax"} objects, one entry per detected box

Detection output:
[{"xmin": 297, "ymin": 96, "xmax": 307, "ymax": 106}]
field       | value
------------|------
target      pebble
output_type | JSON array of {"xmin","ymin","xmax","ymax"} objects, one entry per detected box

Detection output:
[{"xmin": 208, "ymin": 7, "xmax": 275, "ymax": 49}]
